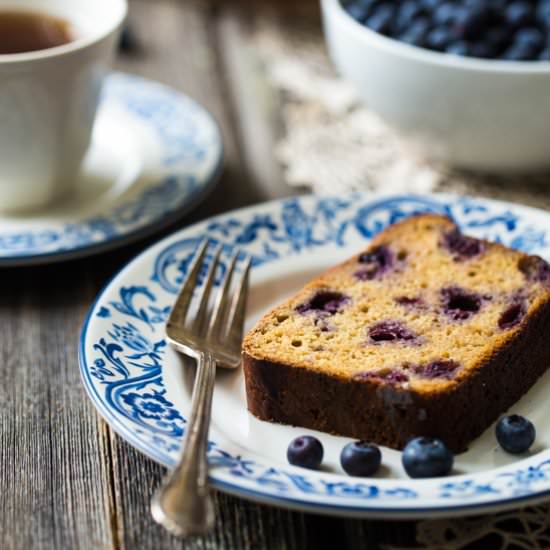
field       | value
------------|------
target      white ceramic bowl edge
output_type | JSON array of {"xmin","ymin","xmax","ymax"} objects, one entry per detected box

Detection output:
[{"xmin": 321, "ymin": 0, "xmax": 550, "ymax": 173}]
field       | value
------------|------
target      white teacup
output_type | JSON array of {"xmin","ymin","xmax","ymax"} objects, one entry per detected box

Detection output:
[{"xmin": 0, "ymin": 0, "xmax": 127, "ymax": 213}]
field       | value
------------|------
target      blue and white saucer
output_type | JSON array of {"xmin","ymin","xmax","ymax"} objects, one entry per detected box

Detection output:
[
  {"xmin": 0, "ymin": 72, "xmax": 222, "ymax": 267},
  {"xmin": 80, "ymin": 192, "xmax": 550, "ymax": 518}
]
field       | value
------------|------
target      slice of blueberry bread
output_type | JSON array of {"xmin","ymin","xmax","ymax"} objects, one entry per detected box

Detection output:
[{"xmin": 242, "ymin": 214, "xmax": 550, "ymax": 453}]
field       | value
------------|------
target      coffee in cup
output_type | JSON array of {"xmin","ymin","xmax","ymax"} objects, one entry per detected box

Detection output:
[
  {"xmin": 0, "ymin": 10, "xmax": 75, "ymax": 54},
  {"xmin": 0, "ymin": 0, "xmax": 127, "ymax": 213}
]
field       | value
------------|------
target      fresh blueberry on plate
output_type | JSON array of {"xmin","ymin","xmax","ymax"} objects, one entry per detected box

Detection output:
[
  {"xmin": 496, "ymin": 415, "xmax": 536, "ymax": 454},
  {"xmin": 402, "ymin": 437, "xmax": 454, "ymax": 478},
  {"xmin": 287, "ymin": 435, "xmax": 324, "ymax": 469},
  {"xmin": 340, "ymin": 441, "xmax": 382, "ymax": 476}
]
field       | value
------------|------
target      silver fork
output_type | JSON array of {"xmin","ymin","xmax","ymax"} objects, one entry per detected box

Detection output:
[{"xmin": 150, "ymin": 239, "xmax": 251, "ymax": 537}]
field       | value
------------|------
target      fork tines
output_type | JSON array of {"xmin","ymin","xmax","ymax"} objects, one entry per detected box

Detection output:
[{"xmin": 167, "ymin": 239, "xmax": 251, "ymax": 345}]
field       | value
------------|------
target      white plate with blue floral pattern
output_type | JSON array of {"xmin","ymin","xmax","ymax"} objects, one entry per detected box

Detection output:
[
  {"xmin": 80, "ymin": 192, "xmax": 550, "ymax": 519},
  {"xmin": 0, "ymin": 72, "xmax": 222, "ymax": 267}
]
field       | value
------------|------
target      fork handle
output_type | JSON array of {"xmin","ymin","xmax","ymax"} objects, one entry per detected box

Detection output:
[{"xmin": 151, "ymin": 351, "xmax": 216, "ymax": 537}]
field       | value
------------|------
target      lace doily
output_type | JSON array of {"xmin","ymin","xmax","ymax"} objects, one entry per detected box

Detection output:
[
  {"xmin": 385, "ymin": 507, "xmax": 550, "ymax": 550},
  {"xmin": 254, "ymin": 21, "xmax": 550, "ymax": 211},
  {"xmin": 251, "ymin": 18, "xmax": 550, "ymax": 549}
]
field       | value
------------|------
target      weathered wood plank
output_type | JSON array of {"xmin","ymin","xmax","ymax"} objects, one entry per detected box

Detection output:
[
  {"xmin": 215, "ymin": 6, "xmax": 293, "ymax": 200},
  {"xmin": 343, "ymin": 518, "xmax": 418, "ymax": 549},
  {"xmin": 0, "ymin": 264, "xmax": 115, "ymax": 550}
]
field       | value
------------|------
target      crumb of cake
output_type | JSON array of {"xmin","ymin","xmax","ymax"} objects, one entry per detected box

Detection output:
[
  {"xmin": 368, "ymin": 320, "xmax": 420, "ymax": 344},
  {"xmin": 441, "ymin": 286, "xmax": 482, "ymax": 321},
  {"xmin": 442, "ymin": 228, "xmax": 486, "ymax": 260},
  {"xmin": 314, "ymin": 317, "xmax": 335, "ymax": 332}
]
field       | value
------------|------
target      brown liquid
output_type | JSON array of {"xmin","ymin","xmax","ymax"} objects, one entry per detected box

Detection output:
[{"xmin": 0, "ymin": 10, "xmax": 74, "ymax": 54}]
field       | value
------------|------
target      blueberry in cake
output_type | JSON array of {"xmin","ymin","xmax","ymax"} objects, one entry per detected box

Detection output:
[{"xmin": 242, "ymin": 214, "xmax": 550, "ymax": 453}]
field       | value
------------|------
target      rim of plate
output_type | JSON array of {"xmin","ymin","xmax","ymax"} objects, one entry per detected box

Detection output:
[
  {"xmin": 0, "ymin": 72, "xmax": 223, "ymax": 268},
  {"xmin": 79, "ymin": 192, "xmax": 550, "ymax": 518}
]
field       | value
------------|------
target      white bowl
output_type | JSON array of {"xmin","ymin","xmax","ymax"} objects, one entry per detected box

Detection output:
[{"xmin": 321, "ymin": 0, "xmax": 550, "ymax": 173}]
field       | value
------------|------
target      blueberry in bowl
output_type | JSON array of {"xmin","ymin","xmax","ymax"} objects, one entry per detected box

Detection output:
[{"xmin": 321, "ymin": 0, "xmax": 550, "ymax": 172}]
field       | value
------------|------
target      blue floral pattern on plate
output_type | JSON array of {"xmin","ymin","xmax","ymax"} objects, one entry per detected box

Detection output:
[
  {"xmin": 80, "ymin": 193, "xmax": 550, "ymax": 518},
  {"xmin": 0, "ymin": 72, "xmax": 222, "ymax": 266}
]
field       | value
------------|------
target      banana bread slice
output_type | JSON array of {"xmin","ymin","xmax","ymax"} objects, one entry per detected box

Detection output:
[{"xmin": 242, "ymin": 214, "xmax": 550, "ymax": 453}]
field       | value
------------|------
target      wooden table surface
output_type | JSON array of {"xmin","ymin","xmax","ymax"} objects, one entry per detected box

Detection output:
[{"xmin": 1, "ymin": 1, "xmax": 428, "ymax": 548}]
